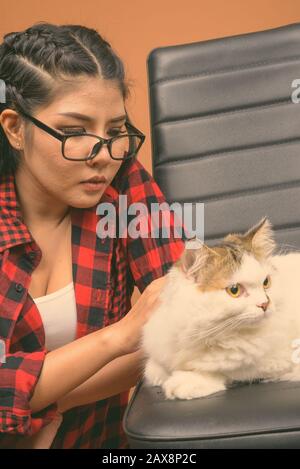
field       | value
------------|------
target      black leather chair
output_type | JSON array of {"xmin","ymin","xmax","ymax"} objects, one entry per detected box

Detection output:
[{"xmin": 123, "ymin": 23, "xmax": 300, "ymax": 449}]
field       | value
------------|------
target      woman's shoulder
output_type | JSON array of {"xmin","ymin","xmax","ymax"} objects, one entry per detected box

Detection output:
[
  {"xmin": 110, "ymin": 157, "xmax": 165, "ymax": 204},
  {"xmin": 111, "ymin": 158, "xmax": 154, "ymax": 193}
]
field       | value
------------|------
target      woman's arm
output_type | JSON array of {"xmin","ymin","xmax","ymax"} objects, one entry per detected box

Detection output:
[
  {"xmin": 6, "ymin": 350, "xmax": 144, "ymax": 449},
  {"xmin": 29, "ymin": 323, "xmax": 124, "ymax": 414},
  {"xmin": 56, "ymin": 349, "xmax": 145, "ymax": 413}
]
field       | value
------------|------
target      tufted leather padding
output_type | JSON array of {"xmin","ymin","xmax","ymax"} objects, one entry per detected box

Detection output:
[
  {"xmin": 148, "ymin": 22, "xmax": 300, "ymax": 247},
  {"xmin": 123, "ymin": 23, "xmax": 300, "ymax": 449}
]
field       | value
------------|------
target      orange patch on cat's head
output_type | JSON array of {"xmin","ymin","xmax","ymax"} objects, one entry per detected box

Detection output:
[{"xmin": 175, "ymin": 217, "xmax": 276, "ymax": 289}]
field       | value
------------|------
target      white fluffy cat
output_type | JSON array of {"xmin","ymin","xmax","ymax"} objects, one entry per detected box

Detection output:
[{"xmin": 141, "ymin": 217, "xmax": 300, "ymax": 400}]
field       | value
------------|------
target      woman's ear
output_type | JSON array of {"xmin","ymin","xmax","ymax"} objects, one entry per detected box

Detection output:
[{"xmin": 0, "ymin": 108, "xmax": 24, "ymax": 150}]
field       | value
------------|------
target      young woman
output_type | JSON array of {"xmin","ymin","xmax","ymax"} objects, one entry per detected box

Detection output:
[{"xmin": 0, "ymin": 22, "xmax": 186, "ymax": 448}]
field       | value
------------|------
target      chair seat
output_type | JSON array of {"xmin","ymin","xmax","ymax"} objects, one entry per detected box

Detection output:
[{"xmin": 123, "ymin": 379, "xmax": 300, "ymax": 448}]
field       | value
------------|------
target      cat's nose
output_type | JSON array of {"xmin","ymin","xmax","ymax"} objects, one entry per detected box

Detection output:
[{"xmin": 256, "ymin": 296, "xmax": 270, "ymax": 312}]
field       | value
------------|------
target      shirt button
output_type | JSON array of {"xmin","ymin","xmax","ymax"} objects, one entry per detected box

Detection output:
[{"xmin": 15, "ymin": 283, "xmax": 24, "ymax": 293}]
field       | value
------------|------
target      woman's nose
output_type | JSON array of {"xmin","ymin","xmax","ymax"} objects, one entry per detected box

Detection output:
[
  {"xmin": 86, "ymin": 142, "xmax": 111, "ymax": 165},
  {"xmin": 256, "ymin": 296, "xmax": 270, "ymax": 312}
]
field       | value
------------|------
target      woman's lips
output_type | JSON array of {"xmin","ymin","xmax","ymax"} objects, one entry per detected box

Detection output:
[{"xmin": 80, "ymin": 181, "xmax": 106, "ymax": 191}]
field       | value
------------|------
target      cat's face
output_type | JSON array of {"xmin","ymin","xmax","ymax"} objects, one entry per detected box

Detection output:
[
  {"xmin": 208, "ymin": 252, "xmax": 275, "ymax": 327},
  {"xmin": 175, "ymin": 217, "xmax": 278, "ymax": 339}
]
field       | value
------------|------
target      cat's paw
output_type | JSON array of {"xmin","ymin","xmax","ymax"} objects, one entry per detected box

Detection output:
[
  {"xmin": 144, "ymin": 359, "xmax": 169, "ymax": 386},
  {"xmin": 162, "ymin": 371, "xmax": 226, "ymax": 400}
]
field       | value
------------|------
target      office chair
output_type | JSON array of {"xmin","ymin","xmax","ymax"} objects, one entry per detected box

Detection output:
[{"xmin": 123, "ymin": 22, "xmax": 300, "ymax": 448}]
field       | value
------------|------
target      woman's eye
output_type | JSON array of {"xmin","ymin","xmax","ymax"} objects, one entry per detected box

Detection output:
[
  {"xmin": 59, "ymin": 128, "xmax": 86, "ymax": 135},
  {"xmin": 263, "ymin": 275, "xmax": 271, "ymax": 289},
  {"xmin": 58, "ymin": 127, "xmax": 127, "ymax": 137},
  {"xmin": 108, "ymin": 128, "xmax": 127, "ymax": 137},
  {"xmin": 225, "ymin": 283, "xmax": 242, "ymax": 298}
]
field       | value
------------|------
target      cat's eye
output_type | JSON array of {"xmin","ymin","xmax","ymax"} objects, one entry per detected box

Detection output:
[
  {"xmin": 225, "ymin": 283, "xmax": 243, "ymax": 298},
  {"xmin": 263, "ymin": 275, "xmax": 271, "ymax": 289}
]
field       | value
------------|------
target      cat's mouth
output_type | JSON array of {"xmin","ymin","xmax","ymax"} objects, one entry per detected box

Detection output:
[
  {"xmin": 245, "ymin": 307, "xmax": 272, "ymax": 325},
  {"xmin": 241, "ymin": 308, "xmax": 272, "ymax": 329}
]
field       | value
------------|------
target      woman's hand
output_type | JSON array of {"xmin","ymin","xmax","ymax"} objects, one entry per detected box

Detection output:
[
  {"xmin": 14, "ymin": 412, "xmax": 63, "ymax": 449},
  {"xmin": 113, "ymin": 276, "xmax": 168, "ymax": 355}
]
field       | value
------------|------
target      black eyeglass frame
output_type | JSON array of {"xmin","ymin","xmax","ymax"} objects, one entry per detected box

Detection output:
[{"xmin": 4, "ymin": 106, "xmax": 146, "ymax": 161}]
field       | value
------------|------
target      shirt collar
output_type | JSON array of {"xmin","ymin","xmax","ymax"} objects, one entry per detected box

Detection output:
[{"xmin": 0, "ymin": 173, "xmax": 119, "ymax": 254}]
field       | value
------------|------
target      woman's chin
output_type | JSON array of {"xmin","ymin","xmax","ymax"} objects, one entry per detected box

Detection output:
[{"xmin": 71, "ymin": 191, "xmax": 106, "ymax": 209}]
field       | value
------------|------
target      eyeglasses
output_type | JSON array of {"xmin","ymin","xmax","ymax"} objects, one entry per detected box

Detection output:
[{"xmin": 12, "ymin": 107, "xmax": 146, "ymax": 161}]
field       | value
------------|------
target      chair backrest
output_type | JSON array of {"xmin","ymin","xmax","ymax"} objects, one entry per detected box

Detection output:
[{"xmin": 147, "ymin": 23, "xmax": 300, "ymax": 250}]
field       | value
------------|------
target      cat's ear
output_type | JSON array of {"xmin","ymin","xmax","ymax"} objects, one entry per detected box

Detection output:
[
  {"xmin": 178, "ymin": 237, "xmax": 211, "ymax": 281},
  {"xmin": 242, "ymin": 216, "xmax": 276, "ymax": 258}
]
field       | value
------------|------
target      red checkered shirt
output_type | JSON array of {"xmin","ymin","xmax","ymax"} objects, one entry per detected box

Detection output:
[{"xmin": 0, "ymin": 157, "xmax": 186, "ymax": 448}]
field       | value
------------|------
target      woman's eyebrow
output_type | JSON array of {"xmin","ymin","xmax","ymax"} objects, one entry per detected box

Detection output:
[
  {"xmin": 109, "ymin": 114, "xmax": 127, "ymax": 123},
  {"xmin": 56, "ymin": 112, "xmax": 127, "ymax": 123}
]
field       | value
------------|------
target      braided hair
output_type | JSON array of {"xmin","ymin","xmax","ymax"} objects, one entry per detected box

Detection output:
[{"xmin": 0, "ymin": 22, "xmax": 132, "ymax": 175}]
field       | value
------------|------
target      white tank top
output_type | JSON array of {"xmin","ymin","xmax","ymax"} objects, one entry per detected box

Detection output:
[{"xmin": 33, "ymin": 281, "xmax": 77, "ymax": 351}]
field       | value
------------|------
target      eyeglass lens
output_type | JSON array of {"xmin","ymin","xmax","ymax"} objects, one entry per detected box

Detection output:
[{"xmin": 63, "ymin": 134, "xmax": 139, "ymax": 160}]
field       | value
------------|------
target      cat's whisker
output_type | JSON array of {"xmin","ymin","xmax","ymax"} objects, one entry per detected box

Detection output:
[
  {"xmin": 276, "ymin": 243, "xmax": 300, "ymax": 255},
  {"xmin": 191, "ymin": 316, "xmax": 254, "ymax": 343},
  {"xmin": 207, "ymin": 312, "xmax": 254, "ymax": 336},
  {"xmin": 212, "ymin": 318, "xmax": 246, "ymax": 338},
  {"xmin": 186, "ymin": 316, "xmax": 241, "ymax": 341}
]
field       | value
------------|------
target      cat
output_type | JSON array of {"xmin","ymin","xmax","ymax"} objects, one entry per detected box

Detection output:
[{"xmin": 141, "ymin": 216, "xmax": 300, "ymax": 400}]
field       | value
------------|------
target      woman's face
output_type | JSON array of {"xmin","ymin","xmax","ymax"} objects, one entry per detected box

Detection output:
[{"xmin": 18, "ymin": 77, "xmax": 126, "ymax": 209}]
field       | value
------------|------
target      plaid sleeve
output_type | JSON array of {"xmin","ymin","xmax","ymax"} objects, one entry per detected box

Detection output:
[
  {"xmin": 0, "ymin": 348, "xmax": 58, "ymax": 437},
  {"xmin": 119, "ymin": 158, "xmax": 187, "ymax": 293}
]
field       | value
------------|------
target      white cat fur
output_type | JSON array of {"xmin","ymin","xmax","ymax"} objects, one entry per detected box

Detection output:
[{"xmin": 142, "ymin": 238, "xmax": 300, "ymax": 400}]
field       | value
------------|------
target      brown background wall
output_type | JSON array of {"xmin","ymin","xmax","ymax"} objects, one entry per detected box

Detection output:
[
  {"xmin": 1, "ymin": 0, "xmax": 300, "ymax": 174},
  {"xmin": 1, "ymin": 0, "xmax": 300, "ymax": 397}
]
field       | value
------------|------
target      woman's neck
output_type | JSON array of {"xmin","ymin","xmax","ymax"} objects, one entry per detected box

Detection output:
[{"xmin": 14, "ymin": 168, "xmax": 71, "ymax": 229}]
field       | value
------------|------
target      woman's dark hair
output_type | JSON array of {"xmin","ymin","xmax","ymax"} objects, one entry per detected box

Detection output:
[{"xmin": 0, "ymin": 22, "xmax": 133, "ymax": 176}]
